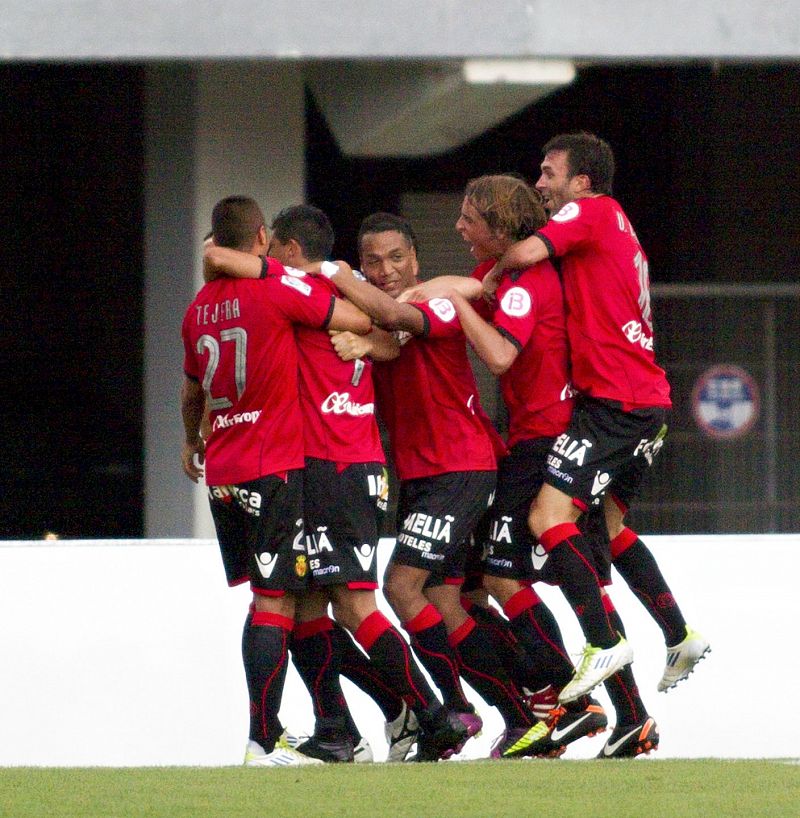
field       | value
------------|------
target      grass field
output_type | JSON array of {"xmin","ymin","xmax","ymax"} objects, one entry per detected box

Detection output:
[{"xmin": 1, "ymin": 759, "xmax": 797, "ymax": 818}]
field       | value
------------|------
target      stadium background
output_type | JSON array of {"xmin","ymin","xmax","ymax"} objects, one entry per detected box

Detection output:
[
  {"xmin": 1, "ymin": 1, "xmax": 799, "ymax": 770},
  {"xmin": 1, "ymin": 4, "xmax": 799, "ymax": 541}
]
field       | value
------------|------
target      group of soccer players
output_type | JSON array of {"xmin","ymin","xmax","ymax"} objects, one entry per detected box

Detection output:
[{"xmin": 180, "ymin": 131, "xmax": 710, "ymax": 766}]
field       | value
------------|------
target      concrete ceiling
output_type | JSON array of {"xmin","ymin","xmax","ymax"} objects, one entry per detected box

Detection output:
[{"xmin": 306, "ymin": 59, "xmax": 577, "ymax": 157}]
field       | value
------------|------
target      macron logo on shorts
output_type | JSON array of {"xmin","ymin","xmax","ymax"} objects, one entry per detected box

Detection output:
[
  {"xmin": 255, "ymin": 552, "xmax": 278, "ymax": 579},
  {"xmin": 353, "ymin": 544, "xmax": 376, "ymax": 571},
  {"xmin": 531, "ymin": 543, "xmax": 549, "ymax": 571},
  {"xmin": 591, "ymin": 471, "xmax": 611, "ymax": 497}
]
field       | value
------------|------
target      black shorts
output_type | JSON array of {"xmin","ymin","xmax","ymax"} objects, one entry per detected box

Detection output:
[
  {"xmin": 303, "ymin": 458, "xmax": 388, "ymax": 589},
  {"xmin": 481, "ymin": 438, "xmax": 551, "ymax": 583},
  {"xmin": 480, "ymin": 438, "xmax": 613, "ymax": 586},
  {"xmin": 391, "ymin": 470, "xmax": 496, "ymax": 577},
  {"xmin": 543, "ymin": 396, "xmax": 669, "ymax": 512},
  {"xmin": 208, "ymin": 469, "xmax": 307, "ymax": 596}
]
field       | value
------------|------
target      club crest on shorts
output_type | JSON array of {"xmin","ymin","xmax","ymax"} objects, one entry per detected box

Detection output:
[{"xmin": 294, "ymin": 554, "xmax": 308, "ymax": 578}]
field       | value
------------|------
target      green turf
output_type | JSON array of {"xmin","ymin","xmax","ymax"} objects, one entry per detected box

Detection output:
[{"xmin": 1, "ymin": 760, "xmax": 797, "ymax": 818}]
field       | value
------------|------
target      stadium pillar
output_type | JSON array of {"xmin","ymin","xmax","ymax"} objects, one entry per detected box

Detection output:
[{"xmin": 143, "ymin": 62, "xmax": 306, "ymax": 537}]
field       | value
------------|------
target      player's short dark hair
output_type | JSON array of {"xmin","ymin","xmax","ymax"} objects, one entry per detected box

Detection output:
[
  {"xmin": 543, "ymin": 132, "xmax": 615, "ymax": 196},
  {"xmin": 464, "ymin": 174, "xmax": 546, "ymax": 241},
  {"xmin": 271, "ymin": 204, "xmax": 334, "ymax": 262},
  {"xmin": 211, "ymin": 196, "xmax": 265, "ymax": 250},
  {"xmin": 357, "ymin": 212, "xmax": 418, "ymax": 254}
]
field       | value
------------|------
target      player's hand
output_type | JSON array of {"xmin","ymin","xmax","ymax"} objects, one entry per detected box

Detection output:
[
  {"xmin": 398, "ymin": 280, "xmax": 444, "ymax": 303},
  {"xmin": 320, "ymin": 259, "xmax": 353, "ymax": 279},
  {"xmin": 202, "ymin": 250, "xmax": 221, "ymax": 283},
  {"xmin": 482, "ymin": 264, "xmax": 503, "ymax": 299},
  {"xmin": 329, "ymin": 330, "xmax": 372, "ymax": 361},
  {"xmin": 181, "ymin": 439, "xmax": 205, "ymax": 483}
]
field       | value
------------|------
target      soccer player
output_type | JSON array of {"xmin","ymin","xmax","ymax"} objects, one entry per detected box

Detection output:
[
  {"xmin": 326, "ymin": 213, "xmax": 554, "ymax": 759},
  {"xmin": 203, "ymin": 204, "xmax": 470, "ymax": 764},
  {"xmin": 181, "ymin": 195, "xmax": 370, "ymax": 767},
  {"xmin": 490, "ymin": 133, "xmax": 710, "ymax": 757}
]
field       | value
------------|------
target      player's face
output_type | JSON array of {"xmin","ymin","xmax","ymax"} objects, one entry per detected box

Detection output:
[
  {"xmin": 455, "ymin": 196, "xmax": 507, "ymax": 262},
  {"xmin": 359, "ymin": 231, "xmax": 418, "ymax": 298},
  {"xmin": 536, "ymin": 150, "xmax": 578, "ymax": 215},
  {"xmin": 267, "ymin": 236, "xmax": 292, "ymax": 265}
]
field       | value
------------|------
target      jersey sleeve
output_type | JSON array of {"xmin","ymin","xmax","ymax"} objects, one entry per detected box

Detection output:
[
  {"xmin": 537, "ymin": 199, "xmax": 598, "ymax": 258},
  {"xmin": 260, "ymin": 256, "xmax": 286, "ymax": 278},
  {"xmin": 267, "ymin": 271, "xmax": 336, "ymax": 328},
  {"xmin": 413, "ymin": 298, "xmax": 463, "ymax": 338},
  {"xmin": 492, "ymin": 274, "xmax": 538, "ymax": 350}
]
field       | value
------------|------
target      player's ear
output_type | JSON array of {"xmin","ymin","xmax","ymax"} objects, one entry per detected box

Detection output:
[{"xmin": 409, "ymin": 247, "xmax": 420, "ymax": 278}]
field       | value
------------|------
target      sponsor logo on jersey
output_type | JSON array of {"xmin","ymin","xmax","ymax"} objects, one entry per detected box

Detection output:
[
  {"xmin": 320, "ymin": 391, "xmax": 375, "ymax": 417},
  {"xmin": 280, "ymin": 274, "xmax": 312, "ymax": 296},
  {"xmin": 283, "ymin": 266, "xmax": 307, "ymax": 278},
  {"xmin": 560, "ymin": 383, "xmax": 577, "ymax": 401},
  {"xmin": 621, "ymin": 320, "xmax": 654, "ymax": 351},
  {"xmin": 551, "ymin": 201, "xmax": 580, "ymax": 223},
  {"xmin": 500, "ymin": 286, "xmax": 532, "ymax": 318},
  {"xmin": 429, "ymin": 298, "xmax": 456, "ymax": 322},
  {"xmin": 212, "ymin": 409, "xmax": 261, "ymax": 431},
  {"xmin": 255, "ymin": 552, "xmax": 278, "ymax": 579},
  {"xmin": 353, "ymin": 544, "xmax": 377, "ymax": 572}
]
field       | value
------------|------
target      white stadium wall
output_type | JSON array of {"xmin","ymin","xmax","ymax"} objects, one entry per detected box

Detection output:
[{"xmin": 0, "ymin": 535, "xmax": 797, "ymax": 766}]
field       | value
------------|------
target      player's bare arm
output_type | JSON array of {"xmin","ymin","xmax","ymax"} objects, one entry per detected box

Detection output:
[
  {"xmin": 448, "ymin": 291, "xmax": 519, "ymax": 376},
  {"xmin": 398, "ymin": 275, "xmax": 483, "ymax": 304},
  {"xmin": 203, "ymin": 246, "xmax": 262, "ymax": 282},
  {"xmin": 323, "ymin": 263, "xmax": 426, "ymax": 335},
  {"xmin": 327, "ymin": 297, "xmax": 372, "ymax": 334},
  {"xmin": 492, "ymin": 235, "xmax": 550, "ymax": 277},
  {"xmin": 330, "ymin": 326, "xmax": 400, "ymax": 362},
  {"xmin": 180, "ymin": 376, "xmax": 206, "ymax": 483}
]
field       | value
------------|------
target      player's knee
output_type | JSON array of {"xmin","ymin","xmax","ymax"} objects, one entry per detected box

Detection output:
[{"xmin": 482, "ymin": 574, "xmax": 516, "ymax": 606}]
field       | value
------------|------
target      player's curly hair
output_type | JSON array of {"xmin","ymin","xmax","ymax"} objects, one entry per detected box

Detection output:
[{"xmin": 463, "ymin": 174, "xmax": 546, "ymax": 241}]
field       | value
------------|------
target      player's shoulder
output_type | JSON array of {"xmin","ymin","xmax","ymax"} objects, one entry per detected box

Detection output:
[{"xmin": 549, "ymin": 194, "xmax": 614, "ymax": 224}]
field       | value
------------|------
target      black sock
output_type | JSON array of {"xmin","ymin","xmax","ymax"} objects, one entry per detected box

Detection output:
[
  {"xmin": 502, "ymin": 585, "xmax": 575, "ymax": 690},
  {"xmin": 331, "ymin": 621, "xmax": 403, "ymax": 723},
  {"xmin": 450, "ymin": 617, "xmax": 533, "ymax": 729},
  {"xmin": 242, "ymin": 610, "xmax": 293, "ymax": 751},
  {"xmin": 602, "ymin": 595, "xmax": 647, "ymax": 725},
  {"xmin": 291, "ymin": 617, "xmax": 350, "ymax": 739},
  {"xmin": 611, "ymin": 528, "xmax": 687, "ymax": 646},
  {"xmin": 404, "ymin": 604, "xmax": 472, "ymax": 711},
  {"xmin": 355, "ymin": 610, "xmax": 441, "ymax": 714},
  {"xmin": 539, "ymin": 523, "xmax": 617, "ymax": 648}
]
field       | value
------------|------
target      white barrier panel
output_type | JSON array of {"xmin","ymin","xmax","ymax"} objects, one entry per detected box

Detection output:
[{"xmin": 0, "ymin": 535, "xmax": 797, "ymax": 765}]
